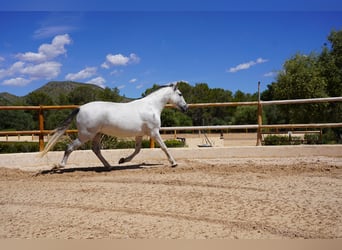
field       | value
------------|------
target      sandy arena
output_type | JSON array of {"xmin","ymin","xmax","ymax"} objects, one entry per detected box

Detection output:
[{"xmin": 0, "ymin": 146, "xmax": 341, "ymax": 239}]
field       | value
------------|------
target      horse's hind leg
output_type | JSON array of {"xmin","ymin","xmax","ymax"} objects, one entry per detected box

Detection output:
[
  {"xmin": 119, "ymin": 136, "xmax": 142, "ymax": 164},
  {"xmin": 59, "ymin": 138, "xmax": 83, "ymax": 168},
  {"xmin": 92, "ymin": 133, "xmax": 111, "ymax": 168}
]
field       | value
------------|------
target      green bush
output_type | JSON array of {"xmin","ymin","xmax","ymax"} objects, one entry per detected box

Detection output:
[
  {"xmin": 304, "ymin": 133, "xmax": 321, "ymax": 144},
  {"xmin": 52, "ymin": 135, "xmax": 186, "ymax": 151},
  {"xmin": 0, "ymin": 137, "xmax": 186, "ymax": 154},
  {"xmin": 0, "ymin": 142, "xmax": 39, "ymax": 153},
  {"xmin": 264, "ymin": 135, "xmax": 288, "ymax": 145},
  {"xmin": 322, "ymin": 129, "xmax": 340, "ymax": 144},
  {"xmin": 263, "ymin": 135, "xmax": 301, "ymax": 145},
  {"xmin": 164, "ymin": 139, "xmax": 186, "ymax": 148}
]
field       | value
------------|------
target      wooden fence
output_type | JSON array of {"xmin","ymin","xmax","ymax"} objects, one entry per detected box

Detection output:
[{"xmin": 0, "ymin": 97, "xmax": 342, "ymax": 151}]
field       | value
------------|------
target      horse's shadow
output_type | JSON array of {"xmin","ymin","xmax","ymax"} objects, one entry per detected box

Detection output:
[{"xmin": 36, "ymin": 163, "xmax": 161, "ymax": 176}]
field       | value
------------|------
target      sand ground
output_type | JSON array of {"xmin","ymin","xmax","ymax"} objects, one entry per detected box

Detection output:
[{"xmin": 1, "ymin": 153, "xmax": 341, "ymax": 239}]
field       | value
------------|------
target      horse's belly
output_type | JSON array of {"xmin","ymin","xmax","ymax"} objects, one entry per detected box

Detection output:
[{"xmin": 100, "ymin": 123, "xmax": 146, "ymax": 137}]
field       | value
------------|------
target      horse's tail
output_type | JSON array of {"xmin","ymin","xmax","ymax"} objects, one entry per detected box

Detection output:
[{"xmin": 40, "ymin": 108, "xmax": 80, "ymax": 157}]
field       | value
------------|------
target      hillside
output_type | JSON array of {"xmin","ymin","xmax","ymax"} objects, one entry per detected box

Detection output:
[
  {"xmin": 0, "ymin": 92, "xmax": 22, "ymax": 105},
  {"xmin": 31, "ymin": 81, "xmax": 105, "ymax": 103},
  {"xmin": 0, "ymin": 81, "xmax": 128, "ymax": 105}
]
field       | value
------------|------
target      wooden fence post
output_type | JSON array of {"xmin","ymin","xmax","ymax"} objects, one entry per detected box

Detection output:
[
  {"xmin": 38, "ymin": 106, "xmax": 45, "ymax": 151},
  {"xmin": 150, "ymin": 138, "xmax": 155, "ymax": 148},
  {"xmin": 256, "ymin": 82, "xmax": 263, "ymax": 146}
]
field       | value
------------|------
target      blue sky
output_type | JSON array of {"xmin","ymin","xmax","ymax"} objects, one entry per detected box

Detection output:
[{"xmin": 0, "ymin": 1, "xmax": 342, "ymax": 98}]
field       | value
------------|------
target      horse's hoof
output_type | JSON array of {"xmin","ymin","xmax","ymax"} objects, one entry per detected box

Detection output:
[
  {"xmin": 118, "ymin": 158, "xmax": 125, "ymax": 164},
  {"xmin": 171, "ymin": 163, "xmax": 178, "ymax": 168},
  {"xmin": 52, "ymin": 164, "xmax": 64, "ymax": 170}
]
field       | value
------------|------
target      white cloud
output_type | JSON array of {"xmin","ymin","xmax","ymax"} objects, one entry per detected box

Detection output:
[
  {"xmin": 20, "ymin": 61, "xmax": 62, "ymax": 79},
  {"xmin": 110, "ymin": 69, "xmax": 123, "ymax": 76},
  {"xmin": 228, "ymin": 57, "xmax": 268, "ymax": 73},
  {"xmin": 0, "ymin": 56, "xmax": 5, "ymax": 62},
  {"xmin": 0, "ymin": 61, "xmax": 24, "ymax": 79},
  {"xmin": 16, "ymin": 34, "xmax": 71, "ymax": 62},
  {"xmin": 136, "ymin": 84, "xmax": 143, "ymax": 89},
  {"xmin": 129, "ymin": 53, "xmax": 140, "ymax": 64},
  {"xmin": 87, "ymin": 76, "xmax": 106, "ymax": 88},
  {"xmin": 65, "ymin": 67, "xmax": 97, "ymax": 81},
  {"xmin": 0, "ymin": 61, "xmax": 61, "ymax": 80},
  {"xmin": 101, "ymin": 62, "xmax": 109, "ymax": 69},
  {"xmin": 0, "ymin": 34, "xmax": 72, "ymax": 88},
  {"xmin": 263, "ymin": 71, "xmax": 277, "ymax": 77},
  {"xmin": 129, "ymin": 78, "xmax": 137, "ymax": 83},
  {"xmin": 101, "ymin": 53, "xmax": 140, "ymax": 68},
  {"xmin": 16, "ymin": 51, "xmax": 46, "ymax": 62},
  {"xmin": 33, "ymin": 26, "xmax": 76, "ymax": 39},
  {"xmin": 117, "ymin": 84, "xmax": 126, "ymax": 89},
  {"xmin": 2, "ymin": 77, "xmax": 31, "ymax": 86}
]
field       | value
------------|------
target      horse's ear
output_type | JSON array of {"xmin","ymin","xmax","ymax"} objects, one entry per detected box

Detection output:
[{"xmin": 171, "ymin": 81, "xmax": 178, "ymax": 91}]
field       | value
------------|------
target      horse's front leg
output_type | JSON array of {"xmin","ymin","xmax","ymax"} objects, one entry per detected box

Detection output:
[
  {"xmin": 152, "ymin": 132, "xmax": 177, "ymax": 167},
  {"xmin": 119, "ymin": 136, "xmax": 143, "ymax": 164}
]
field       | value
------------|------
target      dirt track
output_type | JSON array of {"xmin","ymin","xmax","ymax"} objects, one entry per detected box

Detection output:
[{"xmin": 1, "ymin": 156, "xmax": 341, "ymax": 239}]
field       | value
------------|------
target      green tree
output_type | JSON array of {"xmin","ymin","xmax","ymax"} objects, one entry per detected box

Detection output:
[
  {"xmin": 233, "ymin": 106, "xmax": 258, "ymax": 125},
  {"xmin": 233, "ymin": 90, "xmax": 246, "ymax": 102},
  {"xmin": 24, "ymin": 91, "xmax": 54, "ymax": 130},
  {"xmin": 57, "ymin": 93, "xmax": 70, "ymax": 105},
  {"xmin": 319, "ymin": 30, "xmax": 342, "ymax": 125},
  {"xmin": 68, "ymin": 86, "xmax": 100, "ymax": 104},
  {"xmin": 25, "ymin": 91, "xmax": 53, "ymax": 106},
  {"xmin": 0, "ymin": 110, "xmax": 34, "ymax": 130},
  {"xmin": 161, "ymin": 108, "xmax": 192, "ymax": 127},
  {"xmin": 261, "ymin": 82, "xmax": 287, "ymax": 124},
  {"xmin": 98, "ymin": 87, "xmax": 123, "ymax": 102},
  {"xmin": 261, "ymin": 30, "xmax": 342, "ymax": 141},
  {"xmin": 272, "ymin": 53, "xmax": 328, "ymax": 123},
  {"xmin": 45, "ymin": 109, "xmax": 73, "ymax": 130},
  {"xmin": 327, "ymin": 30, "xmax": 342, "ymax": 83},
  {"xmin": 275, "ymin": 53, "xmax": 327, "ymax": 100},
  {"xmin": 319, "ymin": 30, "xmax": 342, "ymax": 140}
]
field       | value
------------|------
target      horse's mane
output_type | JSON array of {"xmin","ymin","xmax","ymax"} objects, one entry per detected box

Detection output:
[
  {"xmin": 152, "ymin": 84, "xmax": 170, "ymax": 92},
  {"xmin": 143, "ymin": 84, "xmax": 172, "ymax": 98}
]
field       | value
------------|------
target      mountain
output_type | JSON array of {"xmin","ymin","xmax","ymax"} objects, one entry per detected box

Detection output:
[
  {"xmin": 0, "ymin": 92, "xmax": 22, "ymax": 105},
  {"xmin": 0, "ymin": 81, "xmax": 130, "ymax": 105},
  {"xmin": 31, "ymin": 81, "xmax": 105, "ymax": 103}
]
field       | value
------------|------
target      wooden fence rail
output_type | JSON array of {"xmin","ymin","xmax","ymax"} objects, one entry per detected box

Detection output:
[{"xmin": 0, "ymin": 96, "xmax": 341, "ymax": 151}]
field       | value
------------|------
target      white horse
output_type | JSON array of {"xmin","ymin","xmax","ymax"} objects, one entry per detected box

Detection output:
[{"xmin": 41, "ymin": 82, "xmax": 188, "ymax": 169}]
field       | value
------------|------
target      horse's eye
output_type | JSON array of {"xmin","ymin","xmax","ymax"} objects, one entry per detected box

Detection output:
[{"xmin": 178, "ymin": 93, "xmax": 182, "ymax": 97}]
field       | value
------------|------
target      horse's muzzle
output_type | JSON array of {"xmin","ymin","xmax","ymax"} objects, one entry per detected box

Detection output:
[{"xmin": 180, "ymin": 104, "xmax": 188, "ymax": 112}]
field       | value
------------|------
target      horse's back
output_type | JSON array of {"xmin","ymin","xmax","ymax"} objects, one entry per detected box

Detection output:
[
  {"xmin": 79, "ymin": 101, "xmax": 119, "ymax": 120},
  {"xmin": 77, "ymin": 101, "xmax": 147, "ymax": 137}
]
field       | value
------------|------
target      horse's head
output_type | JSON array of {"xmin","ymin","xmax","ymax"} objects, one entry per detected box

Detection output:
[{"xmin": 168, "ymin": 82, "xmax": 188, "ymax": 112}]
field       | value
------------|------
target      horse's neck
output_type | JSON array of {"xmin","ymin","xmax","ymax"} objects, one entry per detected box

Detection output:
[{"xmin": 144, "ymin": 88, "xmax": 171, "ymax": 114}]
